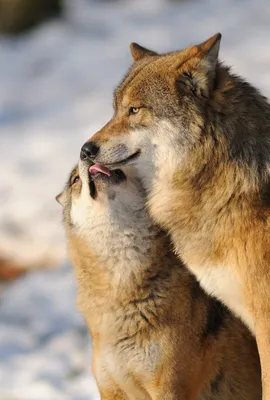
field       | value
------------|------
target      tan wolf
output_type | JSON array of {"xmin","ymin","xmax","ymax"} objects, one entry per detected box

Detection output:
[
  {"xmin": 57, "ymin": 161, "xmax": 261, "ymax": 400},
  {"xmin": 80, "ymin": 34, "xmax": 270, "ymax": 399}
]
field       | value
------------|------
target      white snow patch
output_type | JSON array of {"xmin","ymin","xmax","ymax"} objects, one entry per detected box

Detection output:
[{"xmin": 0, "ymin": 265, "xmax": 100, "ymax": 400}]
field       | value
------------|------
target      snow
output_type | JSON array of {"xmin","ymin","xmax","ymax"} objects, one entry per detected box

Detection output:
[
  {"xmin": 0, "ymin": 265, "xmax": 99, "ymax": 400},
  {"xmin": 0, "ymin": 0, "xmax": 270, "ymax": 398}
]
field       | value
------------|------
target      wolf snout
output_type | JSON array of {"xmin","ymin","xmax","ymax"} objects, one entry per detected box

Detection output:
[{"xmin": 80, "ymin": 141, "xmax": 99, "ymax": 161}]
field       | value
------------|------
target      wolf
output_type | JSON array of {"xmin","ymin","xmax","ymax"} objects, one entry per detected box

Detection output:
[
  {"xmin": 80, "ymin": 34, "xmax": 270, "ymax": 399},
  {"xmin": 57, "ymin": 161, "xmax": 261, "ymax": 400}
]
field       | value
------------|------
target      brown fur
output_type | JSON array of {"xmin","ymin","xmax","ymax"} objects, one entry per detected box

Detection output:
[
  {"xmin": 81, "ymin": 34, "xmax": 270, "ymax": 399},
  {"xmin": 58, "ymin": 163, "xmax": 261, "ymax": 400}
]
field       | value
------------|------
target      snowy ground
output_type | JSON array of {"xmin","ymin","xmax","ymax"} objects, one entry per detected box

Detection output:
[
  {"xmin": 0, "ymin": 265, "xmax": 99, "ymax": 400},
  {"xmin": 1, "ymin": 0, "xmax": 270, "ymax": 398}
]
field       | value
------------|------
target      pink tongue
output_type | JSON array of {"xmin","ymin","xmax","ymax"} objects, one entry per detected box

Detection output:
[{"xmin": 89, "ymin": 164, "xmax": 111, "ymax": 176}]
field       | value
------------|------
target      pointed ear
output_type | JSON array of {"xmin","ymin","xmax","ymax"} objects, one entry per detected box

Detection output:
[
  {"xmin": 130, "ymin": 43, "xmax": 158, "ymax": 61},
  {"xmin": 198, "ymin": 33, "xmax": 221, "ymax": 71},
  {"xmin": 55, "ymin": 191, "xmax": 66, "ymax": 207},
  {"xmin": 177, "ymin": 33, "xmax": 221, "ymax": 98}
]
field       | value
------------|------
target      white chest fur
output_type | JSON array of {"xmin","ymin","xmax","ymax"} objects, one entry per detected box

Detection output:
[{"xmin": 190, "ymin": 264, "xmax": 255, "ymax": 333}]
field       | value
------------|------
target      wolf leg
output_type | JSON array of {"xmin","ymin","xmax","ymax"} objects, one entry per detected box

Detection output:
[
  {"xmin": 244, "ymin": 271, "xmax": 270, "ymax": 400},
  {"xmin": 255, "ymin": 318, "xmax": 270, "ymax": 400}
]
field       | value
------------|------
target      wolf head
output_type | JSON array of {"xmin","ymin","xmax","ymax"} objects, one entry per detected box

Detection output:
[
  {"xmin": 80, "ymin": 34, "xmax": 221, "ymax": 187},
  {"xmin": 56, "ymin": 161, "xmax": 157, "ymax": 261}
]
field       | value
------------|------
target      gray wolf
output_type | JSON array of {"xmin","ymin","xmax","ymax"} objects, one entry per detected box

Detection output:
[
  {"xmin": 57, "ymin": 161, "xmax": 261, "ymax": 400},
  {"xmin": 80, "ymin": 34, "xmax": 270, "ymax": 399}
]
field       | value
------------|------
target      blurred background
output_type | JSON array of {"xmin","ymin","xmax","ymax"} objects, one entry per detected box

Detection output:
[{"xmin": 0, "ymin": 0, "xmax": 270, "ymax": 399}]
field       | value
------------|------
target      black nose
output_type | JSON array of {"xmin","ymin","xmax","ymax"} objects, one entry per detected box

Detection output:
[{"xmin": 80, "ymin": 141, "xmax": 99, "ymax": 160}]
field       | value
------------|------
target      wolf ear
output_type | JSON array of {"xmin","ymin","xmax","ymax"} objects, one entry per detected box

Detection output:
[
  {"xmin": 130, "ymin": 43, "xmax": 158, "ymax": 61},
  {"xmin": 198, "ymin": 33, "xmax": 221, "ymax": 71},
  {"xmin": 55, "ymin": 191, "xmax": 66, "ymax": 207},
  {"xmin": 177, "ymin": 33, "xmax": 221, "ymax": 97}
]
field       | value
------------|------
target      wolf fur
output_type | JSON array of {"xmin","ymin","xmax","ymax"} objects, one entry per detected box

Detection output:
[
  {"xmin": 57, "ymin": 161, "xmax": 261, "ymax": 400},
  {"xmin": 84, "ymin": 34, "xmax": 270, "ymax": 399}
]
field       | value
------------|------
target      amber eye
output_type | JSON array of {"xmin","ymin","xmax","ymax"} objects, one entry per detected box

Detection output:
[
  {"xmin": 72, "ymin": 175, "xmax": 80, "ymax": 185},
  {"xmin": 129, "ymin": 106, "xmax": 140, "ymax": 115}
]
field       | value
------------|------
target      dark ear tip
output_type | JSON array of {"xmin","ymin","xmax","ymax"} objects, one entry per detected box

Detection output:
[
  {"xmin": 55, "ymin": 193, "xmax": 62, "ymax": 205},
  {"xmin": 215, "ymin": 32, "xmax": 222, "ymax": 42},
  {"xmin": 129, "ymin": 43, "xmax": 158, "ymax": 61},
  {"xmin": 130, "ymin": 42, "xmax": 140, "ymax": 52},
  {"xmin": 211, "ymin": 33, "xmax": 222, "ymax": 45}
]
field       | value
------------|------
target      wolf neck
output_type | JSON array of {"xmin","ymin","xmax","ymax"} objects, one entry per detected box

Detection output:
[
  {"xmin": 74, "ymin": 214, "xmax": 170, "ymax": 308},
  {"xmin": 88, "ymin": 210, "xmax": 160, "ymax": 266},
  {"xmin": 149, "ymin": 68, "xmax": 270, "ymax": 268}
]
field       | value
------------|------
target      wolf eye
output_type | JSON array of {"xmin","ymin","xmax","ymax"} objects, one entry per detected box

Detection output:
[
  {"xmin": 129, "ymin": 106, "xmax": 140, "ymax": 115},
  {"xmin": 72, "ymin": 175, "xmax": 80, "ymax": 185}
]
